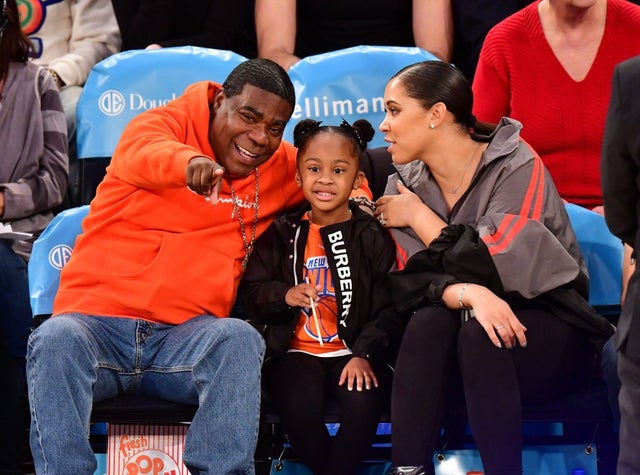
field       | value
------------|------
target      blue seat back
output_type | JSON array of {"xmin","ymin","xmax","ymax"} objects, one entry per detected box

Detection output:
[
  {"xmin": 286, "ymin": 46, "xmax": 439, "ymax": 148},
  {"xmin": 565, "ymin": 202, "xmax": 624, "ymax": 311},
  {"xmin": 76, "ymin": 46, "xmax": 248, "ymax": 160},
  {"xmin": 28, "ymin": 206, "xmax": 89, "ymax": 316}
]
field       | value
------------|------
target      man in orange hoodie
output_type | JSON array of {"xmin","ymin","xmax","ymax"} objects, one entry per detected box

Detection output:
[{"xmin": 26, "ymin": 58, "xmax": 307, "ymax": 475}]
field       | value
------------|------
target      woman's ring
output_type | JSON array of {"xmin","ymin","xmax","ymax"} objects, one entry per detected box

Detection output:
[
  {"xmin": 495, "ymin": 324, "xmax": 505, "ymax": 330},
  {"xmin": 378, "ymin": 212, "xmax": 386, "ymax": 226}
]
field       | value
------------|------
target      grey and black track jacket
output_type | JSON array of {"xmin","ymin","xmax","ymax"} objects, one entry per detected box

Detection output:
[{"xmin": 386, "ymin": 117, "xmax": 614, "ymax": 349}]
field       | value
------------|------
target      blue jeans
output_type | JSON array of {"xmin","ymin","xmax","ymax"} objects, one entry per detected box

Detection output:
[
  {"xmin": 0, "ymin": 240, "xmax": 31, "ymax": 358},
  {"xmin": 0, "ymin": 241, "xmax": 31, "ymax": 474},
  {"xmin": 27, "ymin": 314, "xmax": 265, "ymax": 475}
]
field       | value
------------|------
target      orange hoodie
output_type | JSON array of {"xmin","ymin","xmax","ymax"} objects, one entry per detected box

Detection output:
[{"xmin": 53, "ymin": 81, "xmax": 305, "ymax": 323}]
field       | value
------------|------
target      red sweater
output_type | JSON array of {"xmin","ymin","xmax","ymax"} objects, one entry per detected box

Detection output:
[{"xmin": 472, "ymin": 0, "xmax": 640, "ymax": 208}]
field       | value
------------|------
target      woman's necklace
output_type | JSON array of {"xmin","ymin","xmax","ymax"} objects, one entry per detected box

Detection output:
[
  {"xmin": 446, "ymin": 142, "xmax": 480, "ymax": 195},
  {"xmin": 227, "ymin": 169, "xmax": 259, "ymax": 269}
]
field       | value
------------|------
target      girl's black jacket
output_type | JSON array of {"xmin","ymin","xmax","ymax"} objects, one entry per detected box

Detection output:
[{"xmin": 241, "ymin": 201, "xmax": 404, "ymax": 364}]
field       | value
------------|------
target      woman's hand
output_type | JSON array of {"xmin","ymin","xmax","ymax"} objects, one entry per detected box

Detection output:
[
  {"xmin": 375, "ymin": 181, "xmax": 447, "ymax": 245},
  {"xmin": 284, "ymin": 282, "xmax": 318, "ymax": 308},
  {"xmin": 338, "ymin": 357, "xmax": 379, "ymax": 391},
  {"xmin": 374, "ymin": 181, "xmax": 426, "ymax": 228},
  {"xmin": 444, "ymin": 283, "xmax": 528, "ymax": 349}
]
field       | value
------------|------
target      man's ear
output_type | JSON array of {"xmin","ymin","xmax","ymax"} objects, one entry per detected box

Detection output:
[{"xmin": 212, "ymin": 89, "xmax": 225, "ymax": 113}]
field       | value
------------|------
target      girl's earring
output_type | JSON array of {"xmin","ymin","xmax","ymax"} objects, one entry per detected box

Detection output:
[{"xmin": 430, "ymin": 123, "xmax": 436, "ymax": 129}]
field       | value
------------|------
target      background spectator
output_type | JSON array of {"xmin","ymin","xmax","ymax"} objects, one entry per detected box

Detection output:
[
  {"xmin": 450, "ymin": 0, "xmax": 534, "ymax": 80},
  {"xmin": 255, "ymin": 0, "xmax": 453, "ymax": 71},
  {"xmin": 472, "ymin": 0, "xmax": 640, "ymax": 210},
  {"xmin": 0, "ymin": 0, "xmax": 68, "ymax": 472},
  {"xmin": 601, "ymin": 54, "xmax": 640, "ymax": 475},
  {"xmin": 111, "ymin": 0, "xmax": 256, "ymax": 58},
  {"xmin": 22, "ymin": 0, "xmax": 121, "ymax": 207},
  {"xmin": 450, "ymin": 0, "xmax": 640, "ymax": 81}
]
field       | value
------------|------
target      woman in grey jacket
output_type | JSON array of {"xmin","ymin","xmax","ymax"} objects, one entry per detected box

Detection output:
[{"xmin": 374, "ymin": 61, "xmax": 613, "ymax": 475}]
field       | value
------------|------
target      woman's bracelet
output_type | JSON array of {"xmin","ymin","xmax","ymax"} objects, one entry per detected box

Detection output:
[{"xmin": 458, "ymin": 283, "xmax": 472, "ymax": 309}]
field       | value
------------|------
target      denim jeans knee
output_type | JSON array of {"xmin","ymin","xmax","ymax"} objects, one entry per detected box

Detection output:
[
  {"xmin": 178, "ymin": 317, "xmax": 265, "ymax": 475},
  {"xmin": 27, "ymin": 315, "xmax": 106, "ymax": 475},
  {"xmin": 27, "ymin": 314, "xmax": 266, "ymax": 475}
]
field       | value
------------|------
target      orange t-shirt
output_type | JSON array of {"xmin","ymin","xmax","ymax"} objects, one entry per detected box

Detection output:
[{"xmin": 289, "ymin": 219, "xmax": 351, "ymax": 357}]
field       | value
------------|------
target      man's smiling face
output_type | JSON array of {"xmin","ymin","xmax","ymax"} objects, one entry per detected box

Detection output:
[{"xmin": 209, "ymin": 84, "xmax": 293, "ymax": 178}]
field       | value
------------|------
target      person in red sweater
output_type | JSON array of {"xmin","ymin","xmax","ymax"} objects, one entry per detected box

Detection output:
[
  {"xmin": 25, "ymin": 58, "xmax": 324, "ymax": 475},
  {"xmin": 472, "ymin": 0, "xmax": 640, "ymax": 210}
]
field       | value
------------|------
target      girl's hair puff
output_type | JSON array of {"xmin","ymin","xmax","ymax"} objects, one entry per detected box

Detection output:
[{"xmin": 293, "ymin": 118, "xmax": 375, "ymax": 162}]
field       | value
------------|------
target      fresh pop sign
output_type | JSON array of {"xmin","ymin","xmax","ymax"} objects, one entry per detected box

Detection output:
[{"xmin": 107, "ymin": 424, "xmax": 189, "ymax": 475}]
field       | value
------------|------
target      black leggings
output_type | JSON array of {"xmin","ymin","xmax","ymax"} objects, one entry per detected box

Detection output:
[
  {"xmin": 266, "ymin": 352, "xmax": 391, "ymax": 475},
  {"xmin": 391, "ymin": 306, "xmax": 593, "ymax": 475}
]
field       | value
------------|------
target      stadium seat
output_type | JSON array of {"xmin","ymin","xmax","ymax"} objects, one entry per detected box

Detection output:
[
  {"xmin": 27, "ymin": 206, "xmax": 198, "ymax": 428},
  {"xmin": 74, "ymin": 46, "xmax": 248, "ymax": 204},
  {"xmin": 565, "ymin": 202, "xmax": 624, "ymax": 315},
  {"xmin": 285, "ymin": 45, "xmax": 439, "ymax": 149}
]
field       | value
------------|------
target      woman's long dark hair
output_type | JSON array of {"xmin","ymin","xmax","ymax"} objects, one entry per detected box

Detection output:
[
  {"xmin": 391, "ymin": 60, "xmax": 496, "ymax": 137},
  {"xmin": 0, "ymin": 0, "xmax": 35, "ymax": 81}
]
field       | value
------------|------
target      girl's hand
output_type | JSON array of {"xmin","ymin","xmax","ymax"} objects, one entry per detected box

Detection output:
[
  {"xmin": 284, "ymin": 283, "xmax": 318, "ymax": 308},
  {"xmin": 338, "ymin": 357, "xmax": 378, "ymax": 391}
]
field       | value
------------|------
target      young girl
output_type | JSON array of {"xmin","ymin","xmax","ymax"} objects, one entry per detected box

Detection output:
[{"xmin": 242, "ymin": 118, "xmax": 401, "ymax": 475}]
